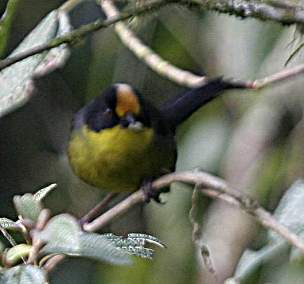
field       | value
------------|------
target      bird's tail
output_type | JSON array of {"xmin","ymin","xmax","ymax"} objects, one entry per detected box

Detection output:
[{"xmin": 161, "ymin": 78, "xmax": 239, "ymax": 131}]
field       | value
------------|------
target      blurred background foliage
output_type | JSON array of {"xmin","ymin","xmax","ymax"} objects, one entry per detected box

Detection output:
[{"xmin": 1, "ymin": 0, "xmax": 304, "ymax": 283}]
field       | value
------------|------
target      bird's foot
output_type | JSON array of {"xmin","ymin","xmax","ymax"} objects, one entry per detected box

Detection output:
[{"xmin": 142, "ymin": 180, "xmax": 168, "ymax": 204}]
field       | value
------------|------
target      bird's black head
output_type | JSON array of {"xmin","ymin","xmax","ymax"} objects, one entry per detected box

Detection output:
[
  {"xmin": 105, "ymin": 83, "xmax": 141, "ymax": 124},
  {"xmin": 79, "ymin": 83, "xmax": 148, "ymax": 132}
]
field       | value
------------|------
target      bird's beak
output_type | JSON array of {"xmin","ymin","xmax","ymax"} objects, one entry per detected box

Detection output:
[
  {"xmin": 121, "ymin": 112, "xmax": 143, "ymax": 131},
  {"xmin": 124, "ymin": 112, "xmax": 136, "ymax": 125}
]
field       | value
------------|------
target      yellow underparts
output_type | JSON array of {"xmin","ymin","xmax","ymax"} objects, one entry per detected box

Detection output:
[{"xmin": 68, "ymin": 125, "xmax": 163, "ymax": 192}]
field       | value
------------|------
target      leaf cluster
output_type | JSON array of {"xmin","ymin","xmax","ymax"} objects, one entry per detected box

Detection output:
[{"xmin": 0, "ymin": 185, "xmax": 164, "ymax": 284}]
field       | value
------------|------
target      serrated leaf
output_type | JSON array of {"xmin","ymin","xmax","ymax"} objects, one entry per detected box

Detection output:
[
  {"xmin": 38, "ymin": 217, "xmax": 161, "ymax": 265},
  {"xmin": 37, "ymin": 214, "xmax": 81, "ymax": 251},
  {"xmin": 33, "ymin": 183, "xmax": 57, "ymax": 202},
  {"xmin": 269, "ymin": 179, "xmax": 304, "ymax": 241},
  {"xmin": 127, "ymin": 233, "xmax": 165, "ymax": 248},
  {"xmin": 103, "ymin": 233, "xmax": 164, "ymax": 259},
  {"xmin": 234, "ymin": 241, "xmax": 288, "ymax": 281},
  {"xmin": 234, "ymin": 180, "xmax": 304, "ymax": 280},
  {"xmin": 41, "ymin": 231, "xmax": 131, "ymax": 265},
  {"xmin": 13, "ymin": 194, "xmax": 42, "ymax": 222},
  {"xmin": 0, "ymin": 8, "xmax": 72, "ymax": 118},
  {"xmin": 0, "ymin": 218, "xmax": 19, "ymax": 251},
  {"xmin": 78, "ymin": 233, "xmax": 131, "ymax": 265},
  {"xmin": 0, "ymin": 218, "xmax": 19, "ymax": 230},
  {"xmin": 0, "ymin": 227, "xmax": 17, "ymax": 247},
  {"xmin": 5, "ymin": 244, "xmax": 32, "ymax": 266},
  {"xmin": 34, "ymin": 11, "xmax": 71, "ymax": 76},
  {"xmin": 79, "ymin": 233, "xmax": 131, "ymax": 265},
  {"xmin": 0, "ymin": 265, "xmax": 46, "ymax": 284},
  {"xmin": 0, "ymin": 11, "xmax": 58, "ymax": 117}
]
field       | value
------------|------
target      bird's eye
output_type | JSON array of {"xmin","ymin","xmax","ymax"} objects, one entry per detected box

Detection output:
[{"xmin": 104, "ymin": 108, "xmax": 112, "ymax": 114}]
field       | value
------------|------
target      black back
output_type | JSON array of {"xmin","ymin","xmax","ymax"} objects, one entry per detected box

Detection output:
[{"xmin": 161, "ymin": 78, "xmax": 234, "ymax": 132}]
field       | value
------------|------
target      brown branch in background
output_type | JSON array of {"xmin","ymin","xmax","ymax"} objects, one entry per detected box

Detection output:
[
  {"xmin": 251, "ymin": 63, "xmax": 304, "ymax": 88},
  {"xmin": 101, "ymin": 0, "xmax": 208, "ymax": 88},
  {"xmin": 83, "ymin": 170, "xmax": 304, "ymax": 253},
  {"xmin": 79, "ymin": 192, "xmax": 118, "ymax": 225},
  {"xmin": 190, "ymin": 0, "xmax": 304, "ymax": 25},
  {"xmin": 100, "ymin": 0, "xmax": 304, "ymax": 90},
  {"xmin": 44, "ymin": 254, "xmax": 65, "ymax": 272},
  {"xmin": 0, "ymin": 0, "xmax": 304, "ymax": 90},
  {"xmin": 45, "ymin": 170, "xmax": 304, "ymax": 272},
  {"xmin": 0, "ymin": 0, "xmax": 177, "ymax": 71}
]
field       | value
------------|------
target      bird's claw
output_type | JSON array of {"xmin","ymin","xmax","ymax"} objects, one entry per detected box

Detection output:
[{"xmin": 142, "ymin": 181, "xmax": 165, "ymax": 204}]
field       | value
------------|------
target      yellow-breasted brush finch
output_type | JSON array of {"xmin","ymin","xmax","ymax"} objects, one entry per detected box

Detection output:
[{"xmin": 68, "ymin": 79, "xmax": 235, "ymax": 200}]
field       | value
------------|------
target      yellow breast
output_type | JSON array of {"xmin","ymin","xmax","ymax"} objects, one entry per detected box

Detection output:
[{"xmin": 68, "ymin": 125, "xmax": 161, "ymax": 192}]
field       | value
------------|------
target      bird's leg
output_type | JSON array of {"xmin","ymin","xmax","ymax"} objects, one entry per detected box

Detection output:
[
  {"xmin": 80, "ymin": 192, "xmax": 118, "ymax": 226},
  {"xmin": 142, "ymin": 178, "xmax": 168, "ymax": 204}
]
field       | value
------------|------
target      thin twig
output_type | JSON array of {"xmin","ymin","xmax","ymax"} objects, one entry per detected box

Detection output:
[
  {"xmin": 0, "ymin": 0, "xmax": 178, "ymax": 71},
  {"xmin": 44, "ymin": 254, "xmax": 65, "ymax": 272},
  {"xmin": 1, "ymin": 0, "xmax": 304, "ymax": 90},
  {"xmin": 190, "ymin": 0, "xmax": 304, "ymax": 25},
  {"xmin": 80, "ymin": 192, "xmax": 118, "ymax": 225},
  {"xmin": 251, "ymin": 63, "xmax": 304, "ymax": 89},
  {"xmin": 100, "ymin": 0, "xmax": 304, "ymax": 90},
  {"xmin": 83, "ymin": 171, "xmax": 304, "ymax": 253},
  {"xmin": 83, "ymin": 190, "xmax": 146, "ymax": 231},
  {"xmin": 101, "ymin": 0, "xmax": 207, "ymax": 88}
]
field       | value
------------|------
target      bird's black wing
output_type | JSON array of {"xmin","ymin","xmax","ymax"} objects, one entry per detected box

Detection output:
[{"xmin": 160, "ymin": 78, "xmax": 236, "ymax": 132}]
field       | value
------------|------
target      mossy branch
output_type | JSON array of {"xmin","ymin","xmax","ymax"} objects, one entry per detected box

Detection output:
[{"xmin": 190, "ymin": 0, "xmax": 304, "ymax": 25}]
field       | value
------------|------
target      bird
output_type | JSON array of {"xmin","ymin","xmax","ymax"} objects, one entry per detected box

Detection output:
[{"xmin": 68, "ymin": 78, "xmax": 235, "ymax": 200}]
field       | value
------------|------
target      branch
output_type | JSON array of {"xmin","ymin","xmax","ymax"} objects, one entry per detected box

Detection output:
[
  {"xmin": 250, "ymin": 63, "xmax": 304, "ymax": 89},
  {"xmin": 1, "ymin": 0, "xmax": 304, "ymax": 90},
  {"xmin": 100, "ymin": 0, "xmax": 304, "ymax": 90},
  {"xmin": 190, "ymin": 0, "xmax": 304, "ymax": 25},
  {"xmin": 0, "ymin": 0, "xmax": 177, "ymax": 71},
  {"xmin": 83, "ymin": 170, "xmax": 304, "ymax": 254},
  {"xmin": 101, "ymin": 0, "xmax": 208, "ymax": 88},
  {"xmin": 44, "ymin": 169, "xmax": 304, "ymax": 272}
]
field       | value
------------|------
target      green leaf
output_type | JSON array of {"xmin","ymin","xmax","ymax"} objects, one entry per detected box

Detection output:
[
  {"xmin": 0, "ymin": 219, "xmax": 19, "ymax": 247},
  {"xmin": 79, "ymin": 233, "xmax": 131, "ymax": 265},
  {"xmin": 37, "ymin": 214, "xmax": 81, "ymax": 251},
  {"xmin": 103, "ymin": 233, "xmax": 165, "ymax": 259},
  {"xmin": 0, "ymin": 265, "xmax": 46, "ymax": 284},
  {"xmin": 33, "ymin": 183, "xmax": 57, "ymax": 202},
  {"xmin": 234, "ymin": 180, "xmax": 304, "ymax": 280},
  {"xmin": 43, "ymin": 233, "xmax": 131, "ymax": 265},
  {"xmin": 0, "ymin": 11, "xmax": 58, "ymax": 117},
  {"xmin": 234, "ymin": 241, "xmax": 288, "ymax": 281},
  {"xmin": 127, "ymin": 233, "xmax": 165, "ymax": 248},
  {"xmin": 0, "ymin": 218, "xmax": 19, "ymax": 230},
  {"xmin": 0, "ymin": 0, "xmax": 21, "ymax": 57},
  {"xmin": 37, "ymin": 215, "xmax": 163, "ymax": 265},
  {"xmin": 0, "ymin": 227, "xmax": 17, "ymax": 247},
  {"xmin": 0, "ymin": 9, "xmax": 72, "ymax": 117},
  {"xmin": 38, "ymin": 214, "xmax": 131, "ymax": 265},
  {"xmin": 34, "ymin": 11, "xmax": 71, "ymax": 76},
  {"xmin": 269, "ymin": 179, "xmax": 304, "ymax": 241},
  {"xmin": 13, "ymin": 194, "xmax": 42, "ymax": 222},
  {"xmin": 5, "ymin": 244, "xmax": 32, "ymax": 266}
]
